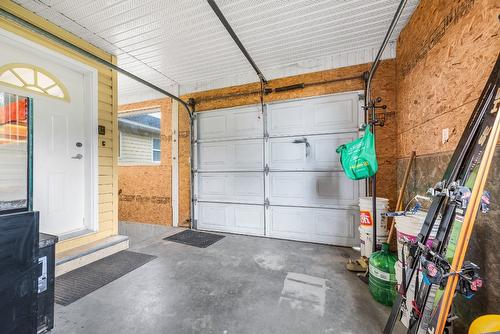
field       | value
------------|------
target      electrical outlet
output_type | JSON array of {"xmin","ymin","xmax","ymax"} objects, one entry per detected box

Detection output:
[{"xmin": 442, "ymin": 128, "xmax": 449, "ymax": 144}]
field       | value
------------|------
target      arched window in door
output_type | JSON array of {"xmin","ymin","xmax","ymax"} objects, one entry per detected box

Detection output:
[{"xmin": 0, "ymin": 63, "xmax": 70, "ymax": 102}]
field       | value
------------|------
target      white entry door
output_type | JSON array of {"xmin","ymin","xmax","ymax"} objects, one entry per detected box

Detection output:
[
  {"xmin": 34, "ymin": 87, "xmax": 86, "ymax": 236},
  {"xmin": 194, "ymin": 92, "xmax": 364, "ymax": 246},
  {"xmin": 0, "ymin": 31, "xmax": 95, "ymax": 237}
]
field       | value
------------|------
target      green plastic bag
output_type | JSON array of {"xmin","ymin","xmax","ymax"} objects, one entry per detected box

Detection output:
[{"xmin": 336, "ymin": 125, "xmax": 378, "ymax": 180}]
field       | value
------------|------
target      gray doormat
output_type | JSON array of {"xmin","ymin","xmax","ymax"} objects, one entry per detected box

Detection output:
[
  {"xmin": 164, "ymin": 230, "xmax": 224, "ymax": 248},
  {"xmin": 55, "ymin": 250, "xmax": 156, "ymax": 306}
]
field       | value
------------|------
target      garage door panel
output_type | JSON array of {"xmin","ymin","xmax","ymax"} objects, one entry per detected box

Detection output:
[
  {"xmin": 268, "ymin": 133, "xmax": 358, "ymax": 170},
  {"xmin": 268, "ymin": 139, "xmax": 306, "ymax": 167},
  {"xmin": 267, "ymin": 94, "xmax": 359, "ymax": 136},
  {"xmin": 313, "ymin": 99, "xmax": 355, "ymax": 128},
  {"xmin": 197, "ymin": 202, "xmax": 264, "ymax": 236},
  {"xmin": 197, "ymin": 139, "xmax": 263, "ymax": 171},
  {"xmin": 269, "ymin": 172, "xmax": 358, "ymax": 207},
  {"xmin": 198, "ymin": 114, "xmax": 226, "ymax": 140},
  {"xmin": 234, "ymin": 207, "xmax": 264, "ymax": 231},
  {"xmin": 197, "ymin": 172, "xmax": 263, "ymax": 204},
  {"xmin": 197, "ymin": 203, "xmax": 227, "ymax": 228},
  {"xmin": 270, "ymin": 209, "xmax": 309, "ymax": 234},
  {"xmin": 197, "ymin": 106, "xmax": 263, "ymax": 141},
  {"xmin": 268, "ymin": 206, "xmax": 358, "ymax": 245}
]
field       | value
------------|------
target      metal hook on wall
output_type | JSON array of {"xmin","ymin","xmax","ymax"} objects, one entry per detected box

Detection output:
[{"xmin": 360, "ymin": 96, "xmax": 388, "ymax": 129}]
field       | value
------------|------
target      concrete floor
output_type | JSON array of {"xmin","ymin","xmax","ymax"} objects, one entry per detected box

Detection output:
[{"xmin": 53, "ymin": 222, "xmax": 395, "ymax": 334}]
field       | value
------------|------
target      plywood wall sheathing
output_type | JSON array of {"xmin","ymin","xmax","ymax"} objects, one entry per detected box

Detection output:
[
  {"xmin": 118, "ymin": 98, "xmax": 173, "ymax": 225},
  {"xmin": 395, "ymin": 0, "xmax": 500, "ymax": 327},
  {"xmin": 182, "ymin": 60, "xmax": 398, "ymax": 207},
  {"xmin": 0, "ymin": 1, "xmax": 118, "ymax": 254},
  {"xmin": 396, "ymin": 0, "xmax": 500, "ymax": 158}
]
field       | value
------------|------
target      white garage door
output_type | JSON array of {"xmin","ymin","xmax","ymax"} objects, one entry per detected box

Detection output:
[{"xmin": 193, "ymin": 92, "xmax": 364, "ymax": 246}]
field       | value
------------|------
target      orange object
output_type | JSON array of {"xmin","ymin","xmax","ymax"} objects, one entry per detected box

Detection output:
[
  {"xmin": 0, "ymin": 98, "xmax": 27, "ymax": 125},
  {"xmin": 360, "ymin": 210, "xmax": 373, "ymax": 227},
  {"xmin": 468, "ymin": 315, "xmax": 500, "ymax": 334}
]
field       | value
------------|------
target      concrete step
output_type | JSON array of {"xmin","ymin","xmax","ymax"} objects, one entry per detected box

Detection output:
[{"xmin": 55, "ymin": 235, "xmax": 129, "ymax": 277}]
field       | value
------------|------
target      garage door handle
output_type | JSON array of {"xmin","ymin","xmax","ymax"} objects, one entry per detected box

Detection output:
[
  {"xmin": 71, "ymin": 154, "xmax": 83, "ymax": 160},
  {"xmin": 292, "ymin": 137, "xmax": 311, "ymax": 157}
]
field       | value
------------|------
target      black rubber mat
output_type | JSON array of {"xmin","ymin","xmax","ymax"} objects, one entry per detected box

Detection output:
[
  {"xmin": 164, "ymin": 229, "xmax": 224, "ymax": 248},
  {"xmin": 55, "ymin": 250, "xmax": 156, "ymax": 306}
]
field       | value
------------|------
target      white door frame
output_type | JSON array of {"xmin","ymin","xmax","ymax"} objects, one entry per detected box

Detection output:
[{"xmin": 0, "ymin": 28, "xmax": 99, "ymax": 234}]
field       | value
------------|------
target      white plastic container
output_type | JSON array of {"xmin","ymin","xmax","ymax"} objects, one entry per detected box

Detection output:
[
  {"xmin": 394, "ymin": 213, "xmax": 439, "ymax": 261},
  {"xmin": 394, "ymin": 212, "xmax": 439, "ymax": 332},
  {"xmin": 395, "ymin": 260, "xmax": 427, "ymax": 330},
  {"xmin": 359, "ymin": 227, "xmax": 388, "ymax": 258},
  {"xmin": 359, "ymin": 197, "xmax": 389, "ymax": 237}
]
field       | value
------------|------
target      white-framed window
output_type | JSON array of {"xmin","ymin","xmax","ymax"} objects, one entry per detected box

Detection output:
[
  {"xmin": 0, "ymin": 63, "xmax": 70, "ymax": 101},
  {"xmin": 152, "ymin": 137, "xmax": 161, "ymax": 162},
  {"xmin": 118, "ymin": 107, "xmax": 161, "ymax": 165}
]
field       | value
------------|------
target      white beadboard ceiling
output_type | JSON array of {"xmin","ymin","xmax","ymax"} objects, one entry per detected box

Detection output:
[{"xmin": 13, "ymin": 0, "xmax": 419, "ymax": 101}]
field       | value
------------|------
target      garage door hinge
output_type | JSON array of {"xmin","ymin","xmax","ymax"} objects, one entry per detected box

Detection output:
[
  {"xmin": 358, "ymin": 94, "xmax": 365, "ymax": 101},
  {"xmin": 192, "ymin": 196, "xmax": 198, "ymax": 204},
  {"xmin": 264, "ymin": 131, "xmax": 269, "ymax": 140},
  {"xmin": 264, "ymin": 164, "xmax": 270, "ymax": 175},
  {"xmin": 264, "ymin": 198, "xmax": 270, "ymax": 209}
]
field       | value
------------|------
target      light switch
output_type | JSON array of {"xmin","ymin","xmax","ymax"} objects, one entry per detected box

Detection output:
[{"xmin": 442, "ymin": 128, "xmax": 449, "ymax": 144}]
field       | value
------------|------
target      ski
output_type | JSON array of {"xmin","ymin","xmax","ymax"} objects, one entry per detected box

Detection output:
[
  {"xmin": 409, "ymin": 75, "xmax": 498, "ymax": 333},
  {"xmin": 420, "ymin": 90, "xmax": 500, "ymax": 334},
  {"xmin": 384, "ymin": 52, "xmax": 500, "ymax": 334}
]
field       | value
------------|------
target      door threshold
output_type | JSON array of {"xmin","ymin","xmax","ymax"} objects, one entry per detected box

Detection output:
[
  {"xmin": 57, "ymin": 228, "xmax": 95, "ymax": 242},
  {"xmin": 55, "ymin": 235, "xmax": 129, "ymax": 276}
]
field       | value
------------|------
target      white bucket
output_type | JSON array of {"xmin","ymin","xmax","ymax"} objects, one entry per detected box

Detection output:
[
  {"xmin": 395, "ymin": 261, "xmax": 437, "ymax": 334},
  {"xmin": 395, "ymin": 260, "xmax": 426, "ymax": 329},
  {"xmin": 359, "ymin": 227, "xmax": 387, "ymax": 258},
  {"xmin": 395, "ymin": 213, "xmax": 440, "ymax": 262},
  {"xmin": 359, "ymin": 197, "xmax": 389, "ymax": 236},
  {"xmin": 394, "ymin": 212, "xmax": 440, "ymax": 331}
]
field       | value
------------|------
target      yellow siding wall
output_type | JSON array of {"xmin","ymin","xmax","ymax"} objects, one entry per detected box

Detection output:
[{"xmin": 0, "ymin": 1, "xmax": 118, "ymax": 253}]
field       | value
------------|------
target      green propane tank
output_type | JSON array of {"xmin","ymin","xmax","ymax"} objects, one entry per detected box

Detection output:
[{"xmin": 369, "ymin": 242, "xmax": 398, "ymax": 306}]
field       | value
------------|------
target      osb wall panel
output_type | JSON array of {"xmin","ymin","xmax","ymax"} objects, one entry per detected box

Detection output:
[
  {"xmin": 396, "ymin": 0, "xmax": 500, "ymax": 328},
  {"xmin": 0, "ymin": 1, "xmax": 119, "ymax": 253},
  {"xmin": 396, "ymin": 0, "xmax": 500, "ymax": 158},
  {"xmin": 118, "ymin": 166, "xmax": 171, "ymax": 225},
  {"xmin": 118, "ymin": 98, "xmax": 173, "ymax": 225},
  {"xmin": 182, "ymin": 60, "xmax": 398, "ymax": 207}
]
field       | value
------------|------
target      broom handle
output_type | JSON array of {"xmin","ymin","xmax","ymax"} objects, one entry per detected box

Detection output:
[{"xmin": 387, "ymin": 151, "xmax": 416, "ymax": 244}]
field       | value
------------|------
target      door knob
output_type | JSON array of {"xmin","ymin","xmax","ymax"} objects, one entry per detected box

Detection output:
[{"xmin": 71, "ymin": 154, "xmax": 83, "ymax": 160}]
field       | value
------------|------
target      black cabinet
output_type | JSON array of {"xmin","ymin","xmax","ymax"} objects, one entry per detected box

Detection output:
[
  {"xmin": 37, "ymin": 233, "xmax": 58, "ymax": 333},
  {"xmin": 0, "ymin": 213, "xmax": 59, "ymax": 334},
  {"xmin": 0, "ymin": 212, "xmax": 39, "ymax": 334}
]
